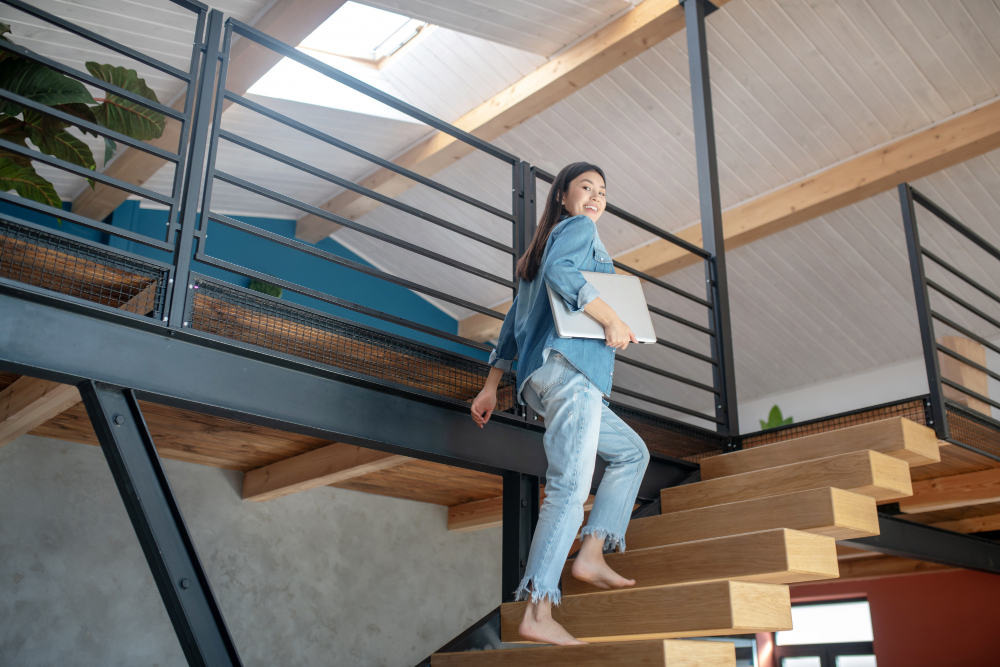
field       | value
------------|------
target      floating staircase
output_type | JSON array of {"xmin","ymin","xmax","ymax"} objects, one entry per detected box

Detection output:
[{"xmin": 433, "ymin": 417, "xmax": 939, "ymax": 665}]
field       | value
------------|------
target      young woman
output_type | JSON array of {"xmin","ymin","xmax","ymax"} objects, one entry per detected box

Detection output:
[{"xmin": 470, "ymin": 162, "xmax": 650, "ymax": 645}]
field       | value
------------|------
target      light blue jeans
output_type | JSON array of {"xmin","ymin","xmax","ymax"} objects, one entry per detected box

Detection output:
[{"xmin": 515, "ymin": 352, "xmax": 650, "ymax": 606}]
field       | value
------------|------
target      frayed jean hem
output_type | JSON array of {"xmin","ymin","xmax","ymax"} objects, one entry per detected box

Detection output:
[
  {"xmin": 513, "ymin": 576, "xmax": 562, "ymax": 606},
  {"xmin": 580, "ymin": 525, "xmax": 626, "ymax": 553}
]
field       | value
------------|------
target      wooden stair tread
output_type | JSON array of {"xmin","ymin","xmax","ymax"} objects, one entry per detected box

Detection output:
[
  {"xmin": 561, "ymin": 528, "xmax": 838, "ymax": 596},
  {"xmin": 500, "ymin": 581, "xmax": 791, "ymax": 643},
  {"xmin": 660, "ymin": 450, "xmax": 912, "ymax": 514},
  {"xmin": 629, "ymin": 488, "xmax": 878, "ymax": 550},
  {"xmin": 432, "ymin": 638, "xmax": 735, "ymax": 666},
  {"xmin": 701, "ymin": 418, "xmax": 939, "ymax": 480}
]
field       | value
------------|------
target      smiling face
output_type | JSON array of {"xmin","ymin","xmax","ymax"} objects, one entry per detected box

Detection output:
[{"xmin": 561, "ymin": 170, "xmax": 606, "ymax": 223}]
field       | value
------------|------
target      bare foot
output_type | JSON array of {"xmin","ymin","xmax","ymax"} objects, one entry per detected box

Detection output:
[
  {"xmin": 519, "ymin": 600, "xmax": 586, "ymax": 646},
  {"xmin": 570, "ymin": 556, "xmax": 636, "ymax": 590},
  {"xmin": 570, "ymin": 534, "xmax": 636, "ymax": 590}
]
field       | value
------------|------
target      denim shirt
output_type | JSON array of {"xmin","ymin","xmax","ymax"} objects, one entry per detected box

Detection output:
[{"xmin": 488, "ymin": 214, "xmax": 616, "ymax": 403}]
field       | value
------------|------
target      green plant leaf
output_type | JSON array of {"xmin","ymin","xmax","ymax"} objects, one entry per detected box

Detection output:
[
  {"xmin": 85, "ymin": 62, "xmax": 165, "ymax": 141},
  {"xmin": 21, "ymin": 110, "xmax": 97, "ymax": 184},
  {"xmin": 54, "ymin": 102, "xmax": 99, "ymax": 133},
  {"xmin": 0, "ymin": 58, "xmax": 95, "ymax": 117},
  {"xmin": 759, "ymin": 405, "xmax": 793, "ymax": 430},
  {"xmin": 0, "ymin": 117, "xmax": 31, "ymax": 167},
  {"xmin": 0, "ymin": 156, "xmax": 61, "ymax": 210},
  {"xmin": 104, "ymin": 137, "xmax": 117, "ymax": 165}
]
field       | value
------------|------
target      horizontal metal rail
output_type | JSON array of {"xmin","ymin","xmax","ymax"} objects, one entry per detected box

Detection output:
[
  {"xmin": 0, "ymin": 139, "xmax": 176, "ymax": 207},
  {"xmin": 205, "ymin": 212, "xmax": 506, "ymax": 320},
  {"xmin": 930, "ymin": 311, "xmax": 1000, "ymax": 356},
  {"xmin": 912, "ymin": 188, "xmax": 1000, "ymax": 263},
  {"xmin": 936, "ymin": 344, "xmax": 1000, "ymax": 384},
  {"xmin": 2, "ymin": 0, "xmax": 193, "ymax": 81},
  {"xmin": 611, "ymin": 386, "xmax": 722, "ymax": 424},
  {"xmin": 217, "ymin": 130, "xmax": 513, "ymax": 254},
  {"xmin": 922, "ymin": 248, "xmax": 1000, "ymax": 309},
  {"xmin": 612, "ymin": 261, "xmax": 712, "ymax": 308},
  {"xmin": 0, "ymin": 203, "xmax": 175, "ymax": 253},
  {"xmin": 926, "ymin": 279, "xmax": 1000, "ymax": 332},
  {"xmin": 211, "ymin": 170, "xmax": 515, "ymax": 288},
  {"xmin": 226, "ymin": 19, "xmax": 518, "ymax": 164},
  {"xmin": 166, "ymin": 0, "xmax": 210, "ymax": 12},
  {"xmin": 941, "ymin": 378, "xmax": 1000, "ymax": 411},
  {"xmin": 614, "ymin": 354, "xmax": 717, "ymax": 394},
  {"xmin": 655, "ymin": 337, "xmax": 717, "ymax": 365},
  {"xmin": 191, "ymin": 255, "xmax": 493, "ymax": 352},
  {"xmin": 0, "ymin": 88, "xmax": 181, "ymax": 162},
  {"xmin": 223, "ymin": 92, "xmax": 515, "ymax": 223},
  {"xmin": 647, "ymin": 303, "xmax": 715, "ymax": 336},
  {"xmin": 0, "ymin": 41, "xmax": 185, "ymax": 121}
]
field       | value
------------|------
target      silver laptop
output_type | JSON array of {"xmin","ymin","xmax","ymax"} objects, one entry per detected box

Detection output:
[{"xmin": 547, "ymin": 271, "xmax": 657, "ymax": 343}]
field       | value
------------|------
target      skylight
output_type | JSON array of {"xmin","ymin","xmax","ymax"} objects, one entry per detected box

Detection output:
[
  {"xmin": 248, "ymin": 2, "xmax": 429, "ymax": 121},
  {"xmin": 299, "ymin": 2, "xmax": 428, "ymax": 67}
]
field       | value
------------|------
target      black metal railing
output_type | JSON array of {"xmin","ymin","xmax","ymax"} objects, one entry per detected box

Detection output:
[
  {"xmin": 0, "ymin": 0, "xmax": 211, "ymax": 320},
  {"xmin": 899, "ymin": 183, "xmax": 1000, "ymax": 461},
  {"xmin": 532, "ymin": 167, "xmax": 730, "ymax": 434}
]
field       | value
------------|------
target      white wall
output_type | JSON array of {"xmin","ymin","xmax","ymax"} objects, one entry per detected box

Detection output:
[{"xmin": 0, "ymin": 436, "xmax": 501, "ymax": 667}]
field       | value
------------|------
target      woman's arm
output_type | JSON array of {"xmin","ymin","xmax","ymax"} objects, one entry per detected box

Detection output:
[
  {"xmin": 472, "ymin": 296, "xmax": 518, "ymax": 427},
  {"xmin": 471, "ymin": 366, "xmax": 504, "ymax": 428}
]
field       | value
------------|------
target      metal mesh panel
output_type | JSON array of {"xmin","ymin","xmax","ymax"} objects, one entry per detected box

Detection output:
[
  {"xmin": 738, "ymin": 398, "xmax": 929, "ymax": 449},
  {"xmin": 188, "ymin": 277, "xmax": 520, "ymax": 413},
  {"xmin": 946, "ymin": 401, "xmax": 1000, "ymax": 460},
  {"xmin": 0, "ymin": 218, "xmax": 167, "ymax": 318},
  {"xmin": 609, "ymin": 402, "xmax": 727, "ymax": 462}
]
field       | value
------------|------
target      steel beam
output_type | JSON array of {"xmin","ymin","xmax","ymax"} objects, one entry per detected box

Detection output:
[
  {"xmin": 682, "ymin": 0, "xmax": 739, "ymax": 437},
  {"xmin": 843, "ymin": 515, "xmax": 1000, "ymax": 574},
  {"xmin": 502, "ymin": 471, "xmax": 540, "ymax": 602},
  {"xmin": 0, "ymin": 288, "xmax": 694, "ymax": 500},
  {"xmin": 79, "ymin": 381, "xmax": 242, "ymax": 667}
]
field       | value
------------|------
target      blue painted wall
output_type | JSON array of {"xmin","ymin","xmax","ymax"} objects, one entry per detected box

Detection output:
[{"xmin": 1, "ymin": 199, "xmax": 485, "ymax": 360}]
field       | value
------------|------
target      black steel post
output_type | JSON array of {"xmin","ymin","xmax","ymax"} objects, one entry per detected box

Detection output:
[
  {"xmin": 78, "ymin": 381, "xmax": 242, "ymax": 667},
  {"xmin": 682, "ymin": 0, "xmax": 739, "ymax": 438},
  {"xmin": 899, "ymin": 183, "xmax": 948, "ymax": 439},
  {"xmin": 501, "ymin": 470, "xmax": 539, "ymax": 602},
  {"xmin": 168, "ymin": 9, "xmax": 224, "ymax": 328}
]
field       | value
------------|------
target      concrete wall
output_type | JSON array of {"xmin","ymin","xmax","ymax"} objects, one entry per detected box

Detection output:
[{"xmin": 0, "ymin": 435, "xmax": 501, "ymax": 666}]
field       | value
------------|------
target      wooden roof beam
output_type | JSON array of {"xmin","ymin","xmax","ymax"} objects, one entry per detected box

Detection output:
[
  {"xmin": 295, "ymin": 0, "xmax": 726, "ymax": 244},
  {"xmin": 242, "ymin": 442, "xmax": 411, "ymax": 501},
  {"xmin": 71, "ymin": 0, "xmax": 348, "ymax": 222},
  {"xmin": 459, "ymin": 98, "xmax": 1000, "ymax": 342}
]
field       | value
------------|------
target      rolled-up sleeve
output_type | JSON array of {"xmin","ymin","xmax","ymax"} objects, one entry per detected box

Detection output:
[
  {"xmin": 542, "ymin": 217, "xmax": 599, "ymax": 313},
  {"xmin": 488, "ymin": 296, "xmax": 517, "ymax": 372}
]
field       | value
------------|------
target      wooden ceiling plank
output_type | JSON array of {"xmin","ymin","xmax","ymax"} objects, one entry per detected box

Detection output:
[
  {"xmin": 242, "ymin": 442, "xmax": 411, "ymax": 501},
  {"xmin": 294, "ymin": 0, "xmax": 732, "ymax": 243},
  {"xmin": 460, "ymin": 99, "xmax": 1000, "ymax": 343},
  {"xmin": 448, "ymin": 489, "xmax": 596, "ymax": 532},
  {"xmin": 898, "ymin": 467, "xmax": 1000, "ymax": 514},
  {"xmin": 71, "ymin": 0, "xmax": 348, "ymax": 222},
  {"xmin": 932, "ymin": 512, "xmax": 1000, "ymax": 534}
]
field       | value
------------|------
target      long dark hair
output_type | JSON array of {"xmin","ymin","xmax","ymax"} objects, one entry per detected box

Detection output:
[{"xmin": 515, "ymin": 162, "xmax": 606, "ymax": 282}]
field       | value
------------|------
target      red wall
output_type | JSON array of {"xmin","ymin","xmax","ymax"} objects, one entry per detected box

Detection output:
[{"xmin": 758, "ymin": 570, "xmax": 1000, "ymax": 667}]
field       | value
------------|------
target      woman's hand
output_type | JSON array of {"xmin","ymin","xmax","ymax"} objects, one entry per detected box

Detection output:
[
  {"xmin": 470, "ymin": 387, "xmax": 498, "ymax": 428},
  {"xmin": 604, "ymin": 316, "xmax": 638, "ymax": 350},
  {"xmin": 584, "ymin": 297, "xmax": 638, "ymax": 350}
]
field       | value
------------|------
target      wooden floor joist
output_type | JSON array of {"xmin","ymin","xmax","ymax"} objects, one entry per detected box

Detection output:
[
  {"xmin": 433, "ymin": 639, "xmax": 736, "ymax": 666},
  {"xmin": 824, "ymin": 555, "xmax": 956, "ymax": 581},
  {"xmin": 627, "ymin": 488, "xmax": 878, "ymax": 550},
  {"xmin": 500, "ymin": 581, "xmax": 791, "ymax": 643},
  {"xmin": 660, "ymin": 450, "xmax": 912, "ymax": 514},
  {"xmin": 561, "ymin": 528, "xmax": 838, "ymax": 596},
  {"xmin": 447, "ymin": 492, "xmax": 596, "ymax": 532},
  {"xmin": 242, "ymin": 442, "xmax": 411, "ymax": 501},
  {"xmin": 932, "ymin": 512, "xmax": 1000, "ymax": 534},
  {"xmin": 0, "ymin": 376, "xmax": 81, "ymax": 447},
  {"xmin": 701, "ymin": 418, "xmax": 939, "ymax": 480},
  {"xmin": 898, "ymin": 467, "xmax": 1000, "ymax": 514}
]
